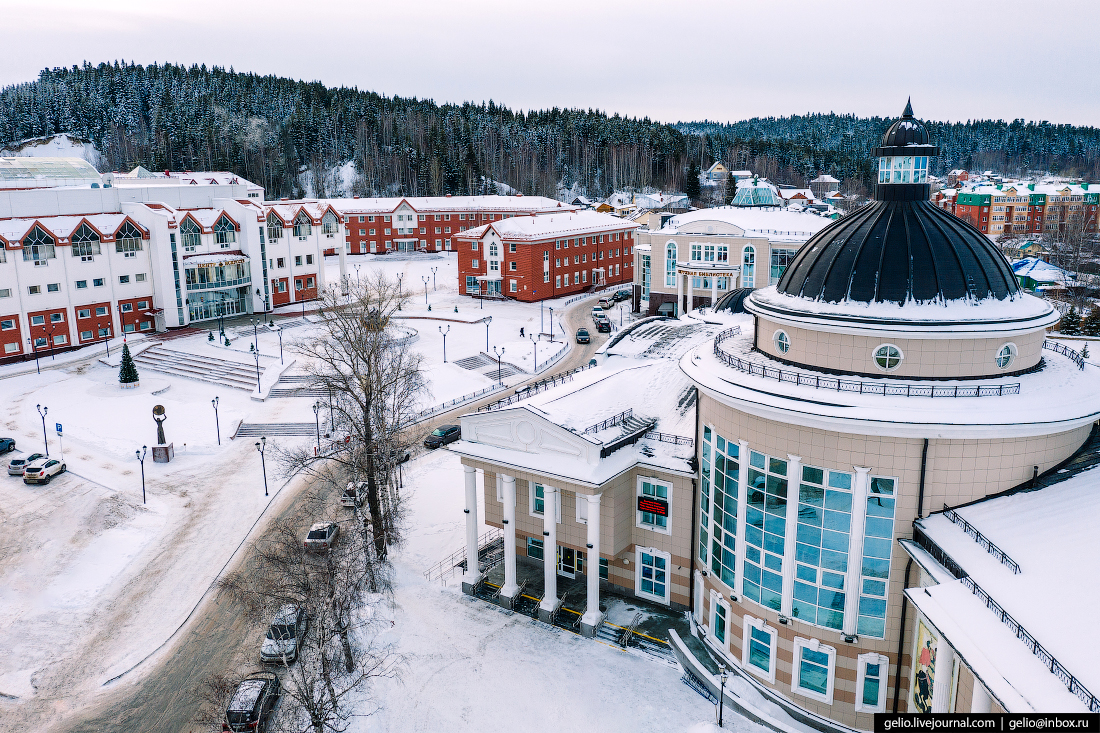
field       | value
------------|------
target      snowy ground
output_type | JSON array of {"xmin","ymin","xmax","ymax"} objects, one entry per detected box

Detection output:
[{"xmin": 350, "ymin": 448, "xmax": 762, "ymax": 733}]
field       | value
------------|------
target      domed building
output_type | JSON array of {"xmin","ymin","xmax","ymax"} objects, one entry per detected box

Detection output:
[{"xmin": 679, "ymin": 102, "xmax": 1100, "ymax": 725}]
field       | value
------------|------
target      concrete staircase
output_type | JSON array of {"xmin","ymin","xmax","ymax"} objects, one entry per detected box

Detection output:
[
  {"xmin": 268, "ymin": 374, "xmax": 329, "ymax": 399},
  {"xmin": 133, "ymin": 346, "xmax": 258, "ymax": 391},
  {"xmin": 235, "ymin": 422, "xmax": 316, "ymax": 437}
]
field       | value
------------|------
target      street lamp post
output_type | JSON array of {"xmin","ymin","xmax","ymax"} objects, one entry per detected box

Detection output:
[
  {"xmin": 46, "ymin": 324, "xmax": 55, "ymax": 360},
  {"xmin": 482, "ymin": 316, "xmax": 492, "ymax": 352},
  {"xmin": 530, "ymin": 334, "xmax": 538, "ymax": 372},
  {"xmin": 313, "ymin": 401, "xmax": 322, "ymax": 454},
  {"xmin": 718, "ymin": 665, "xmax": 729, "ymax": 727},
  {"xmin": 36, "ymin": 404, "xmax": 48, "ymax": 456},
  {"xmin": 439, "ymin": 325, "xmax": 450, "ymax": 362},
  {"xmin": 28, "ymin": 337, "xmax": 40, "ymax": 375},
  {"xmin": 493, "ymin": 346, "xmax": 505, "ymax": 386},
  {"xmin": 251, "ymin": 319, "xmax": 261, "ymax": 387},
  {"xmin": 354, "ymin": 263, "xmax": 361, "ymax": 283},
  {"xmin": 212, "ymin": 396, "xmax": 221, "ymax": 445},
  {"xmin": 431, "ymin": 266, "xmax": 438, "ymax": 290},
  {"xmin": 422, "ymin": 275, "xmax": 429, "ymax": 304},
  {"xmin": 136, "ymin": 445, "xmax": 147, "ymax": 504},
  {"xmin": 255, "ymin": 437, "xmax": 269, "ymax": 496},
  {"xmin": 275, "ymin": 326, "xmax": 284, "ymax": 365},
  {"xmin": 548, "ymin": 307, "xmax": 555, "ymax": 344}
]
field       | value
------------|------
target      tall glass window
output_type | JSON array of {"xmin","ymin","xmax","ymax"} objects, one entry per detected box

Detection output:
[
  {"xmin": 793, "ymin": 466, "xmax": 852, "ymax": 631},
  {"xmin": 665, "ymin": 243, "xmax": 676, "ymax": 287},
  {"xmin": 857, "ymin": 477, "xmax": 896, "ymax": 638},
  {"xmin": 641, "ymin": 253, "xmax": 651, "ymax": 299},
  {"xmin": 22, "ymin": 226, "xmax": 56, "ymax": 261},
  {"xmin": 770, "ymin": 248, "xmax": 797, "ymax": 285},
  {"xmin": 71, "ymin": 223, "xmax": 101, "ymax": 257},
  {"xmin": 213, "ymin": 215, "xmax": 237, "ymax": 245},
  {"xmin": 701, "ymin": 427, "xmax": 737, "ymax": 588},
  {"xmin": 115, "ymin": 221, "xmax": 144, "ymax": 255},
  {"xmin": 180, "ymin": 218, "xmax": 201, "ymax": 252},
  {"xmin": 878, "ymin": 156, "xmax": 929, "ymax": 185},
  {"xmin": 742, "ymin": 247, "xmax": 755, "ymax": 288},
  {"xmin": 744, "ymin": 451, "xmax": 787, "ymax": 610}
]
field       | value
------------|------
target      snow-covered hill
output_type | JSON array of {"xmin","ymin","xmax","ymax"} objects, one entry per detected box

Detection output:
[{"xmin": 1, "ymin": 133, "xmax": 105, "ymax": 170}]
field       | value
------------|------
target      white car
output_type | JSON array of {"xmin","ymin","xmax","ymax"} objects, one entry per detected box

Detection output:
[
  {"xmin": 341, "ymin": 481, "xmax": 366, "ymax": 508},
  {"xmin": 260, "ymin": 605, "xmax": 308, "ymax": 664},
  {"xmin": 8, "ymin": 452, "xmax": 45, "ymax": 476},
  {"xmin": 23, "ymin": 458, "xmax": 66, "ymax": 485},
  {"xmin": 303, "ymin": 521, "xmax": 339, "ymax": 552}
]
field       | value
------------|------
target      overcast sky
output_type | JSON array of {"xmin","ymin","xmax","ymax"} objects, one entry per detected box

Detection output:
[{"xmin": 3, "ymin": 0, "xmax": 1098, "ymax": 127}]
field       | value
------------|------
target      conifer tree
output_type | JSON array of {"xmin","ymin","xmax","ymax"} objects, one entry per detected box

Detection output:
[
  {"xmin": 119, "ymin": 343, "xmax": 139, "ymax": 384},
  {"xmin": 1082, "ymin": 306, "xmax": 1100, "ymax": 337},
  {"xmin": 1059, "ymin": 305, "xmax": 1081, "ymax": 335},
  {"xmin": 684, "ymin": 161, "xmax": 701, "ymax": 201},
  {"xmin": 723, "ymin": 172, "xmax": 737, "ymax": 206}
]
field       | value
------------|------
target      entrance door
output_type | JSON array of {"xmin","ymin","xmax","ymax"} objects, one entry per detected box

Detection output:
[{"xmin": 557, "ymin": 547, "xmax": 575, "ymax": 578}]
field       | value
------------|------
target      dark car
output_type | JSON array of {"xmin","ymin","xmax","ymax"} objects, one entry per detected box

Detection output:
[
  {"xmin": 576, "ymin": 328, "xmax": 590, "ymax": 344},
  {"xmin": 612, "ymin": 289, "xmax": 631, "ymax": 302},
  {"xmin": 424, "ymin": 424, "xmax": 461, "ymax": 449},
  {"xmin": 594, "ymin": 318, "xmax": 612, "ymax": 333},
  {"xmin": 224, "ymin": 672, "xmax": 280, "ymax": 732},
  {"xmin": 0, "ymin": 438, "xmax": 14, "ymax": 454}
]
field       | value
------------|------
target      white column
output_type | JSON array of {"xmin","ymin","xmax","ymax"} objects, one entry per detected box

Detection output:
[
  {"xmin": 686, "ymin": 272, "xmax": 694, "ymax": 314},
  {"xmin": 500, "ymin": 474, "xmax": 519, "ymax": 600},
  {"xmin": 780, "ymin": 454, "xmax": 802, "ymax": 617},
  {"xmin": 710, "ymin": 274, "xmax": 718, "ymax": 307},
  {"xmin": 463, "ymin": 465, "xmax": 480, "ymax": 584},
  {"xmin": 734, "ymin": 440, "xmax": 750, "ymax": 598},
  {"xmin": 337, "ymin": 223, "xmax": 349, "ymax": 295},
  {"xmin": 539, "ymin": 486, "xmax": 559, "ymax": 616},
  {"xmin": 970, "ymin": 680, "xmax": 992, "ymax": 713},
  {"xmin": 843, "ymin": 466, "xmax": 871, "ymax": 636},
  {"xmin": 693, "ymin": 569, "xmax": 705, "ymax": 625},
  {"xmin": 931, "ymin": 641, "xmax": 956, "ymax": 712},
  {"xmin": 675, "ymin": 268, "xmax": 683, "ymax": 317},
  {"xmin": 581, "ymin": 493, "xmax": 603, "ymax": 630}
]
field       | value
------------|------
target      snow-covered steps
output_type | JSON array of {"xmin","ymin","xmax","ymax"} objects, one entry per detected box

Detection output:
[
  {"xmin": 133, "ymin": 346, "xmax": 258, "ymax": 390},
  {"xmin": 235, "ymin": 422, "xmax": 316, "ymax": 438},
  {"xmin": 268, "ymin": 374, "xmax": 329, "ymax": 399},
  {"xmin": 454, "ymin": 354, "xmax": 494, "ymax": 370}
]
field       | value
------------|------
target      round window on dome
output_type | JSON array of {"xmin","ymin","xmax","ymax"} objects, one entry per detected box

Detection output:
[
  {"xmin": 773, "ymin": 330, "xmax": 790, "ymax": 355},
  {"xmin": 995, "ymin": 343, "xmax": 1017, "ymax": 370},
  {"xmin": 873, "ymin": 344, "xmax": 903, "ymax": 372}
]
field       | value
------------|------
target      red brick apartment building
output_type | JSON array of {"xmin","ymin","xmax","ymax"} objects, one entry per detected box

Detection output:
[
  {"xmin": 953, "ymin": 182, "xmax": 1099, "ymax": 237},
  {"xmin": 327, "ymin": 195, "xmax": 576, "ymax": 255},
  {"xmin": 454, "ymin": 210, "xmax": 638, "ymax": 302}
]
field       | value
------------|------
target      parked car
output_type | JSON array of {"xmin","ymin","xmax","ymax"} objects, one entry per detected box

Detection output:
[
  {"xmin": 591, "ymin": 306, "xmax": 605, "ymax": 322},
  {"xmin": 303, "ymin": 521, "xmax": 339, "ymax": 552},
  {"xmin": 341, "ymin": 481, "xmax": 366, "ymax": 508},
  {"xmin": 23, "ymin": 458, "xmax": 66, "ymax": 485},
  {"xmin": 612, "ymin": 289, "xmax": 632, "ymax": 302},
  {"xmin": 260, "ymin": 605, "xmax": 308, "ymax": 664},
  {"xmin": 8, "ymin": 453, "xmax": 45, "ymax": 476},
  {"xmin": 597, "ymin": 297, "xmax": 614, "ymax": 310},
  {"xmin": 0, "ymin": 437, "xmax": 15, "ymax": 454},
  {"xmin": 575, "ymin": 328, "xmax": 591, "ymax": 344},
  {"xmin": 424, "ymin": 424, "xmax": 460, "ymax": 449},
  {"xmin": 594, "ymin": 319, "xmax": 612, "ymax": 334},
  {"xmin": 223, "ymin": 671, "xmax": 280, "ymax": 732}
]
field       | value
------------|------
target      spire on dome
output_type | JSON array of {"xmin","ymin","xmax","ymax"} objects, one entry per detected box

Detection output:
[{"xmin": 903, "ymin": 97, "xmax": 914, "ymax": 118}]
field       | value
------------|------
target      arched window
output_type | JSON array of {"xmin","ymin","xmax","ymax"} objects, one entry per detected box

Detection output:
[
  {"xmin": 489, "ymin": 241, "xmax": 499, "ymax": 258},
  {"xmin": 115, "ymin": 221, "xmax": 143, "ymax": 256},
  {"xmin": 266, "ymin": 212, "xmax": 284, "ymax": 241},
  {"xmin": 292, "ymin": 211, "xmax": 312, "ymax": 238},
  {"xmin": 873, "ymin": 344, "xmax": 903, "ymax": 372},
  {"xmin": 665, "ymin": 242, "xmax": 677, "ymax": 287},
  {"xmin": 773, "ymin": 330, "xmax": 790, "ymax": 354},
  {"xmin": 213, "ymin": 215, "xmax": 237, "ymax": 246},
  {"xmin": 995, "ymin": 343, "xmax": 1017, "ymax": 369},
  {"xmin": 322, "ymin": 210, "xmax": 339, "ymax": 235},
  {"xmin": 180, "ymin": 218, "xmax": 201, "ymax": 252},
  {"xmin": 22, "ymin": 226, "xmax": 56, "ymax": 262},
  {"xmin": 742, "ymin": 246, "xmax": 756, "ymax": 288},
  {"xmin": 71, "ymin": 223, "xmax": 101, "ymax": 258}
]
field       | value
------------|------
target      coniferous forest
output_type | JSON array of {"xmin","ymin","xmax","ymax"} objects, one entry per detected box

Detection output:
[{"xmin": 1, "ymin": 62, "xmax": 1099, "ymax": 199}]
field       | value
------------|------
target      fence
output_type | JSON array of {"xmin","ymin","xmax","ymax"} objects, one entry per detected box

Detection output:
[
  {"xmin": 1043, "ymin": 339, "xmax": 1086, "ymax": 369},
  {"xmin": 562, "ymin": 283, "xmax": 623, "ymax": 307},
  {"xmin": 943, "ymin": 505, "xmax": 1021, "ymax": 574},
  {"xmin": 645, "ymin": 430, "xmax": 694, "ymax": 447},
  {"xmin": 414, "ymin": 384, "xmax": 506, "ymax": 423},
  {"xmin": 712, "ymin": 328, "xmax": 1021, "ymax": 398},
  {"xmin": 582, "ymin": 409, "xmax": 633, "ymax": 435},
  {"xmin": 478, "ymin": 361, "xmax": 598, "ymax": 412}
]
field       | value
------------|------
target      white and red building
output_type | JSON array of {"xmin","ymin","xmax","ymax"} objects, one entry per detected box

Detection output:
[
  {"xmin": 453, "ymin": 210, "xmax": 638, "ymax": 301},
  {"xmin": 0, "ymin": 159, "xmax": 341, "ymax": 364}
]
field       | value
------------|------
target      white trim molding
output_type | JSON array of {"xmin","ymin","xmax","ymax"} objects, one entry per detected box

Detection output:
[
  {"xmin": 855, "ymin": 652, "xmax": 890, "ymax": 713},
  {"xmin": 791, "ymin": 636, "xmax": 837, "ymax": 705},
  {"xmin": 741, "ymin": 615, "xmax": 777, "ymax": 684}
]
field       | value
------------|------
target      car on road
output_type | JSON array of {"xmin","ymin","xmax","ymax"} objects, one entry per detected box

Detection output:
[
  {"xmin": 575, "ymin": 328, "xmax": 590, "ymax": 344},
  {"xmin": 224, "ymin": 671, "xmax": 280, "ymax": 732},
  {"xmin": 303, "ymin": 521, "xmax": 339, "ymax": 552},
  {"xmin": 591, "ymin": 306, "xmax": 605, "ymax": 321},
  {"xmin": 597, "ymin": 297, "xmax": 614, "ymax": 310},
  {"xmin": 612, "ymin": 289, "xmax": 632, "ymax": 302},
  {"xmin": 594, "ymin": 316, "xmax": 612, "ymax": 333},
  {"xmin": 260, "ymin": 605, "xmax": 308, "ymax": 664},
  {"xmin": 424, "ymin": 424, "xmax": 460, "ymax": 449},
  {"xmin": 0, "ymin": 437, "xmax": 15, "ymax": 454},
  {"xmin": 23, "ymin": 458, "xmax": 66, "ymax": 484},
  {"xmin": 341, "ymin": 481, "xmax": 366, "ymax": 508},
  {"xmin": 8, "ymin": 452, "xmax": 45, "ymax": 476}
]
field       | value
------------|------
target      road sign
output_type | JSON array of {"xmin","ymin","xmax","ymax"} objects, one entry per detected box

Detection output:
[{"xmin": 55, "ymin": 423, "xmax": 63, "ymax": 435}]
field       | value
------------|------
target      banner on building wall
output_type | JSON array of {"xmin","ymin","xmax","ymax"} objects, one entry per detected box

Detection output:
[{"xmin": 912, "ymin": 620, "xmax": 937, "ymax": 713}]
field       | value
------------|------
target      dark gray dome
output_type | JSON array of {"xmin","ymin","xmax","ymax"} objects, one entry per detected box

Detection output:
[
  {"xmin": 776, "ymin": 200, "xmax": 1021, "ymax": 305},
  {"xmin": 879, "ymin": 99, "xmax": 929, "ymax": 148}
]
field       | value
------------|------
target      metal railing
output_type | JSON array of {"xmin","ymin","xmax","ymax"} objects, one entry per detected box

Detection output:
[
  {"xmin": 912, "ymin": 526, "xmax": 968, "ymax": 580},
  {"xmin": 582, "ymin": 409, "xmax": 633, "ymax": 435},
  {"xmin": 943, "ymin": 505, "xmax": 1021, "ymax": 574},
  {"xmin": 1043, "ymin": 339, "xmax": 1086, "ymax": 370},
  {"xmin": 423, "ymin": 527, "xmax": 503, "ymax": 584},
  {"xmin": 478, "ymin": 361, "xmax": 598, "ymax": 412},
  {"xmin": 185, "ymin": 275, "xmax": 252, "ymax": 291},
  {"xmin": 414, "ymin": 383, "xmax": 506, "ymax": 423},
  {"xmin": 645, "ymin": 430, "xmax": 694, "ymax": 447},
  {"xmin": 713, "ymin": 329, "xmax": 1021, "ymax": 398}
]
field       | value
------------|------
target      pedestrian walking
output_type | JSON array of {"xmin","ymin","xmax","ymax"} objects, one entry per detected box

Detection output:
[{"xmin": 520, "ymin": 327, "xmax": 525, "ymax": 337}]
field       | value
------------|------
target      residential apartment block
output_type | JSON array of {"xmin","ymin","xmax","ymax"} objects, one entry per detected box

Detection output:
[{"xmin": 953, "ymin": 182, "xmax": 1099, "ymax": 237}]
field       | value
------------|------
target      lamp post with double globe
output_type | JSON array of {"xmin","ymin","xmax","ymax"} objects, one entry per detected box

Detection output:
[
  {"xmin": 439, "ymin": 325, "xmax": 450, "ymax": 362},
  {"xmin": 493, "ymin": 346, "xmax": 505, "ymax": 386},
  {"xmin": 36, "ymin": 404, "xmax": 49, "ymax": 456},
  {"xmin": 255, "ymin": 437, "xmax": 269, "ymax": 496},
  {"xmin": 212, "ymin": 396, "xmax": 221, "ymax": 445},
  {"xmin": 136, "ymin": 445, "xmax": 147, "ymax": 504}
]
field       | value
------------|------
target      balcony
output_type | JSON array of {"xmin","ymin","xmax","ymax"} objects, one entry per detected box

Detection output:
[{"xmin": 186, "ymin": 274, "xmax": 251, "ymax": 292}]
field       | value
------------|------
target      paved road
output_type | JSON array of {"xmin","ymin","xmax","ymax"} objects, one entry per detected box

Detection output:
[{"xmin": 59, "ymin": 294, "xmax": 620, "ymax": 733}]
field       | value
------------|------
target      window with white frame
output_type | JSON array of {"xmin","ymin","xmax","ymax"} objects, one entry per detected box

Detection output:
[
  {"xmin": 22, "ymin": 226, "xmax": 56, "ymax": 262},
  {"xmin": 70, "ymin": 223, "xmax": 102, "ymax": 258},
  {"xmin": 637, "ymin": 477, "xmax": 671, "ymax": 533},
  {"xmin": 526, "ymin": 537, "xmax": 544, "ymax": 560},
  {"xmin": 855, "ymin": 653, "xmax": 889, "ymax": 713},
  {"xmin": 744, "ymin": 450, "xmax": 788, "ymax": 611},
  {"xmin": 665, "ymin": 243, "xmax": 676, "ymax": 286},
  {"xmin": 742, "ymin": 246, "xmax": 755, "ymax": 288},
  {"xmin": 635, "ymin": 547, "xmax": 670, "ymax": 604},
  {"xmin": 180, "ymin": 218, "xmax": 201, "ymax": 251},
  {"xmin": 857, "ymin": 476, "xmax": 896, "ymax": 638},
  {"xmin": 213, "ymin": 215, "xmax": 237, "ymax": 246},
  {"xmin": 529, "ymin": 483, "xmax": 560, "ymax": 522},
  {"xmin": 793, "ymin": 466, "xmax": 853, "ymax": 631},
  {"xmin": 741, "ymin": 617, "xmax": 777, "ymax": 683},
  {"xmin": 700, "ymin": 426, "xmax": 738, "ymax": 588},
  {"xmin": 792, "ymin": 637, "xmax": 836, "ymax": 704},
  {"xmin": 710, "ymin": 591, "xmax": 729, "ymax": 645},
  {"xmin": 115, "ymin": 221, "xmax": 144, "ymax": 255}
]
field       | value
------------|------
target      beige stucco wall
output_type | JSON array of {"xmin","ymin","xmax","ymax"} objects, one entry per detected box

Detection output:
[
  {"xmin": 755, "ymin": 315, "xmax": 1047, "ymax": 379},
  {"xmin": 635, "ymin": 230, "xmax": 778, "ymax": 295},
  {"xmin": 694, "ymin": 393, "xmax": 1091, "ymax": 728}
]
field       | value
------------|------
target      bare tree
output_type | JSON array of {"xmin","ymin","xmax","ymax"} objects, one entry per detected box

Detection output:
[{"xmin": 279, "ymin": 273, "xmax": 426, "ymax": 565}]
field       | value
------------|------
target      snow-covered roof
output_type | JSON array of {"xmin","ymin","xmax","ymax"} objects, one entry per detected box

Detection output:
[
  {"xmin": 0, "ymin": 212, "xmax": 143, "ymax": 244},
  {"xmin": 113, "ymin": 169, "xmax": 254, "ymax": 188},
  {"xmin": 323, "ymin": 195, "xmax": 573, "ymax": 215},
  {"xmin": 658, "ymin": 206, "xmax": 832, "ymax": 244},
  {"xmin": 811, "ymin": 174, "xmax": 839, "ymax": 183},
  {"xmin": 181, "ymin": 251, "xmax": 247, "ymax": 265},
  {"xmin": 454, "ymin": 210, "xmax": 638, "ymax": 242},
  {"xmin": 907, "ymin": 462, "xmax": 1100, "ymax": 712},
  {"xmin": 1012, "ymin": 257, "xmax": 1076, "ymax": 284},
  {"xmin": 0, "ymin": 156, "xmax": 103, "ymax": 188}
]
